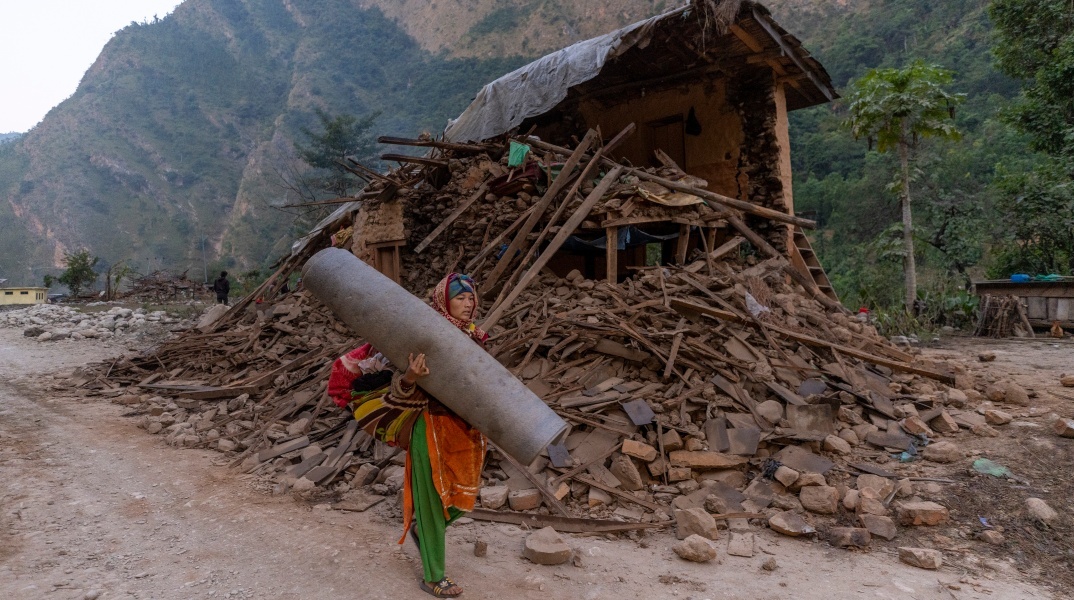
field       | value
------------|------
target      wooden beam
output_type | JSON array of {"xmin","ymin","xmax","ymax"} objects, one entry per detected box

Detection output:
[
  {"xmin": 521, "ymin": 136, "xmax": 816, "ymax": 229},
  {"xmin": 605, "ymin": 226, "xmax": 618, "ymax": 284},
  {"xmin": 376, "ymin": 136, "xmax": 489, "ymax": 153},
  {"xmin": 463, "ymin": 205, "xmax": 537, "ymax": 272},
  {"xmin": 379, "ymin": 153, "xmax": 449, "ymax": 168},
  {"xmin": 675, "ymin": 224, "xmax": 691, "ymax": 264},
  {"xmin": 709, "ymin": 235, "xmax": 745, "ymax": 261},
  {"xmin": 669, "ymin": 297, "xmax": 955, "ymax": 386},
  {"xmin": 752, "ymin": 8, "xmax": 834, "ymax": 102},
  {"xmin": 413, "ymin": 183, "xmax": 487, "ymax": 254},
  {"xmin": 482, "ymin": 166, "xmax": 624, "ymax": 331},
  {"xmin": 482, "ymin": 130, "xmax": 598, "ymax": 291},
  {"xmin": 469, "ymin": 509, "xmax": 668, "ymax": 533}
]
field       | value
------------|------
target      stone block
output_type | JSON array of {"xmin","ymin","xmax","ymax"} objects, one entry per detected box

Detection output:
[
  {"xmin": 829, "ymin": 527, "xmax": 871, "ymax": 548},
  {"xmin": 800, "ymin": 485, "xmax": 839, "ymax": 515},
  {"xmin": 668, "ymin": 451, "xmax": 747, "ymax": 470},
  {"xmin": 859, "ymin": 514, "xmax": 897, "ymax": 540},
  {"xmin": 674, "ymin": 534, "xmax": 717, "ymax": 562},
  {"xmin": 480, "ymin": 485, "xmax": 510, "ymax": 509},
  {"xmin": 726, "ymin": 531, "xmax": 755, "ymax": 557},
  {"xmin": 508, "ymin": 489, "xmax": 542, "ymax": 511},
  {"xmin": 896, "ymin": 501, "xmax": 949, "ymax": 526},
  {"xmin": 822, "ymin": 434, "xmax": 851, "ymax": 455},
  {"xmin": 923, "ymin": 441, "xmax": 961, "ymax": 463},
  {"xmin": 675, "ymin": 507, "xmax": 719, "ymax": 540},
  {"xmin": 621, "ymin": 439, "xmax": 658, "ymax": 462},
  {"xmin": 774, "ymin": 465, "xmax": 800, "ymax": 487},
  {"xmin": 768, "ymin": 511, "xmax": 815, "ymax": 537},
  {"xmin": 609, "ymin": 455, "xmax": 644, "ymax": 491},
  {"xmin": 1026, "ymin": 497, "xmax": 1058, "ymax": 523},
  {"xmin": 523, "ymin": 527, "xmax": 571, "ymax": 565},
  {"xmin": 898, "ymin": 547, "xmax": 943, "ymax": 569},
  {"xmin": 984, "ymin": 409, "xmax": 1013, "ymax": 425}
]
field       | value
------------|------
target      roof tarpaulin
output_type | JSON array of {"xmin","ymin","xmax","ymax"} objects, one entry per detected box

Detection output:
[{"xmin": 443, "ymin": 7, "xmax": 687, "ymax": 143}]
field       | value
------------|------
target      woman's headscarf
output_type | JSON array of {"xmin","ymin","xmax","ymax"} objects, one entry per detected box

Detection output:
[{"xmin": 432, "ymin": 273, "xmax": 488, "ymax": 343}]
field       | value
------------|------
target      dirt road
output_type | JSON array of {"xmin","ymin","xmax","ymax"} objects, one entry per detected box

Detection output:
[{"xmin": 0, "ymin": 328, "xmax": 1054, "ymax": 599}]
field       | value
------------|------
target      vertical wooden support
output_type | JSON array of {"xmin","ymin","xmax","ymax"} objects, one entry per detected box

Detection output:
[
  {"xmin": 675, "ymin": 224, "xmax": 691, "ymax": 264},
  {"xmin": 605, "ymin": 226, "xmax": 619, "ymax": 284}
]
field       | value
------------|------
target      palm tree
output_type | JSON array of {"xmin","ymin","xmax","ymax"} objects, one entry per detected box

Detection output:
[{"xmin": 845, "ymin": 61, "xmax": 964, "ymax": 309}]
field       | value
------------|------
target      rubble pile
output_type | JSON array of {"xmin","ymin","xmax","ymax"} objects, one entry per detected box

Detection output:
[
  {"xmin": 121, "ymin": 270, "xmax": 207, "ymax": 303},
  {"xmin": 1, "ymin": 304, "xmax": 190, "ymax": 342},
  {"xmin": 76, "ymin": 128, "xmax": 1004, "ymax": 553}
]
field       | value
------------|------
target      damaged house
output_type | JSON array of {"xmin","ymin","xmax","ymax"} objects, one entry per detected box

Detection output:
[{"xmin": 88, "ymin": 1, "xmax": 984, "ymax": 543}]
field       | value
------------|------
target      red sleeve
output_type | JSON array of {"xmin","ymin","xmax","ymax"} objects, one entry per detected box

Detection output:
[{"xmin": 327, "ymin": 343, "xmax": 372, "ymax": 408}]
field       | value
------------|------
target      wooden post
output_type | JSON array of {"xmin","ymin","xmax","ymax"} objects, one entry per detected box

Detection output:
[
  {"xmin": 605, "ymin": 226, "xmax": 619, "ymax": 284},
  {"xmin": 675, "ymin": 224, "xmax": 691, "ymax": 264}
]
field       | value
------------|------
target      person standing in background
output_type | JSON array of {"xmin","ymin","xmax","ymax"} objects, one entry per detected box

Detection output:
[{"xmin": 213, "ymin": 271, "xmax": 231, "ymax": 305}]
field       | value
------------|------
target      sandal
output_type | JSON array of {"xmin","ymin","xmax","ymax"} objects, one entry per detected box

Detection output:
[{"xmin": 419, "ymin": 577, "xmax": 463, "ymax": 598}]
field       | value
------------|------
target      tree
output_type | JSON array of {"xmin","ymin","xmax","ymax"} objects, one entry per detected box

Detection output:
[
  {"xmin": 293, "ymin": 109, "xmax": 380, "ymax": 199},
  {"xmin": 844, "ymin": 61, "xmax": 964, "ymax": 309},
  {"xmin": 104, "ymin": 260, "xmax": 135, "ymax": 301},
  {"xmin": 57, "ymin": 250, "xmax": 100, "ymax": 297},
  {"xmin": 989, "ymin": 0, "xmax": 1074, "ymax": 157},
  {"xmin": 988, "ymin": 0, "xmax": 1074, "ymax": 275}
]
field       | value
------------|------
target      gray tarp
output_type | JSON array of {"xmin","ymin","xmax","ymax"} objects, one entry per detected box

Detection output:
[{"xmin": 443, "ymin": 7, "xmax": 687, "ymax": 143}]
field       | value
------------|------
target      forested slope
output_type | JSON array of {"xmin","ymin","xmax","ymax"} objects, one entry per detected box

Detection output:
[{"xmin": 1, "ymin": 0, "xmax": 1060, "ymax": 313}]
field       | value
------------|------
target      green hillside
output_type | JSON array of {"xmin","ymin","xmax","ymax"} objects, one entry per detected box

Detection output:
[
  {"xmin": 1, "ymin": 0, "xmax": 1062, "ymax": 316},
  {"xmin": 0, "ymin": 0, "xmax": 526, "ymax": 286}
]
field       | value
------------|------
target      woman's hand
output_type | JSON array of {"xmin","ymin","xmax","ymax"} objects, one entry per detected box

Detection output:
[{"xmin": 402, "ymin": 352, "xmax": 430, "ymax": 386}]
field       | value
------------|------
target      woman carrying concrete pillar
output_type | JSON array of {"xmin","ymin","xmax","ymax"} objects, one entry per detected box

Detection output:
[{"xmin": 327, "ymin": 273, "xmax": 487, "ymax": 598}]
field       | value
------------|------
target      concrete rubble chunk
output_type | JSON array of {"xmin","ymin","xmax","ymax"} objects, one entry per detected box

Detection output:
[
  {"xmin": 768, "ymin": 511, "xmax": 814, "ymax": 537},
  {"xmin": 621, "ymin": 439, "xmax": 658, "ymax": 462},
  {"xmin": 896, "ymin": 501, "xmax": 949, "ymax": 526},
  {"xmin": 1026, "ymin": 497, "xmax": 1058, "ymax": 523},
  {"xmin": 480, "ymin": 485, "xmax": 509, "ymax": 509},
  {"xmin": 829, "ymin": 527, "xmax": 871, "ymax": 548},
  {"xmin": 675, "ymin": 507, "xmax": 719, "ymax": 540},
  {"xmin": 898, "ymin": 547, "xmax": 943, "ymax": 569},
  {"xmin": 799, "ymin": 485, "xmax": 839, "ymax": 515},
  {"xmin": 1061, "ymin": 374, "xmax": 1074, "ymax": 388},
  {"xmin": 674, "ymin": 534, "xmax": 717, "ymax": 563},
  {"xmin": 523, "ymin": 527, "xmax": 572, "ymax": 565}
]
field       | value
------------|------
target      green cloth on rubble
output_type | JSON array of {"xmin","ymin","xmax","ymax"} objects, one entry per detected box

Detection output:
[
  {"xmin": 411, "ymin": 414, "xmax": 464, "ymax": 583},
  {"xmin": 508, "ymin": 140, "xmax": 531, "ymax": 167}
]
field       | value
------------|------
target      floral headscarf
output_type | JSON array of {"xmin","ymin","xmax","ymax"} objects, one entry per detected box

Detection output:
[{"xmin": 432, "ymin": 273, "xmax": 488, "ymax": 343}]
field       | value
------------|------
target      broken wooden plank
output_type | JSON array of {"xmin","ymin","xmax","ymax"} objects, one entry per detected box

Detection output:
[
  {"xmin": 482, "ymin": 165, "xmax": 625, "ymax": 330},
  {"xmin": 469, "ymin": 509, "xmax": 667, "ymax": 533},
  {"xmin": 483, "ymin": 130, "xmax": 598, "ymax": 291}
]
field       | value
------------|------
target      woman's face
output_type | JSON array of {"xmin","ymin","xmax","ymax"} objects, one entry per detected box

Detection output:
[{"xmin": 448, "ymin": 291, "xmax": 475, "ymax": 321}]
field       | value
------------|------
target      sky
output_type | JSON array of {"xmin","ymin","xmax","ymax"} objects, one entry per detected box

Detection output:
[{"xmin": 0, "ymin": 0, "xmax": 184, "ymax": 133}]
